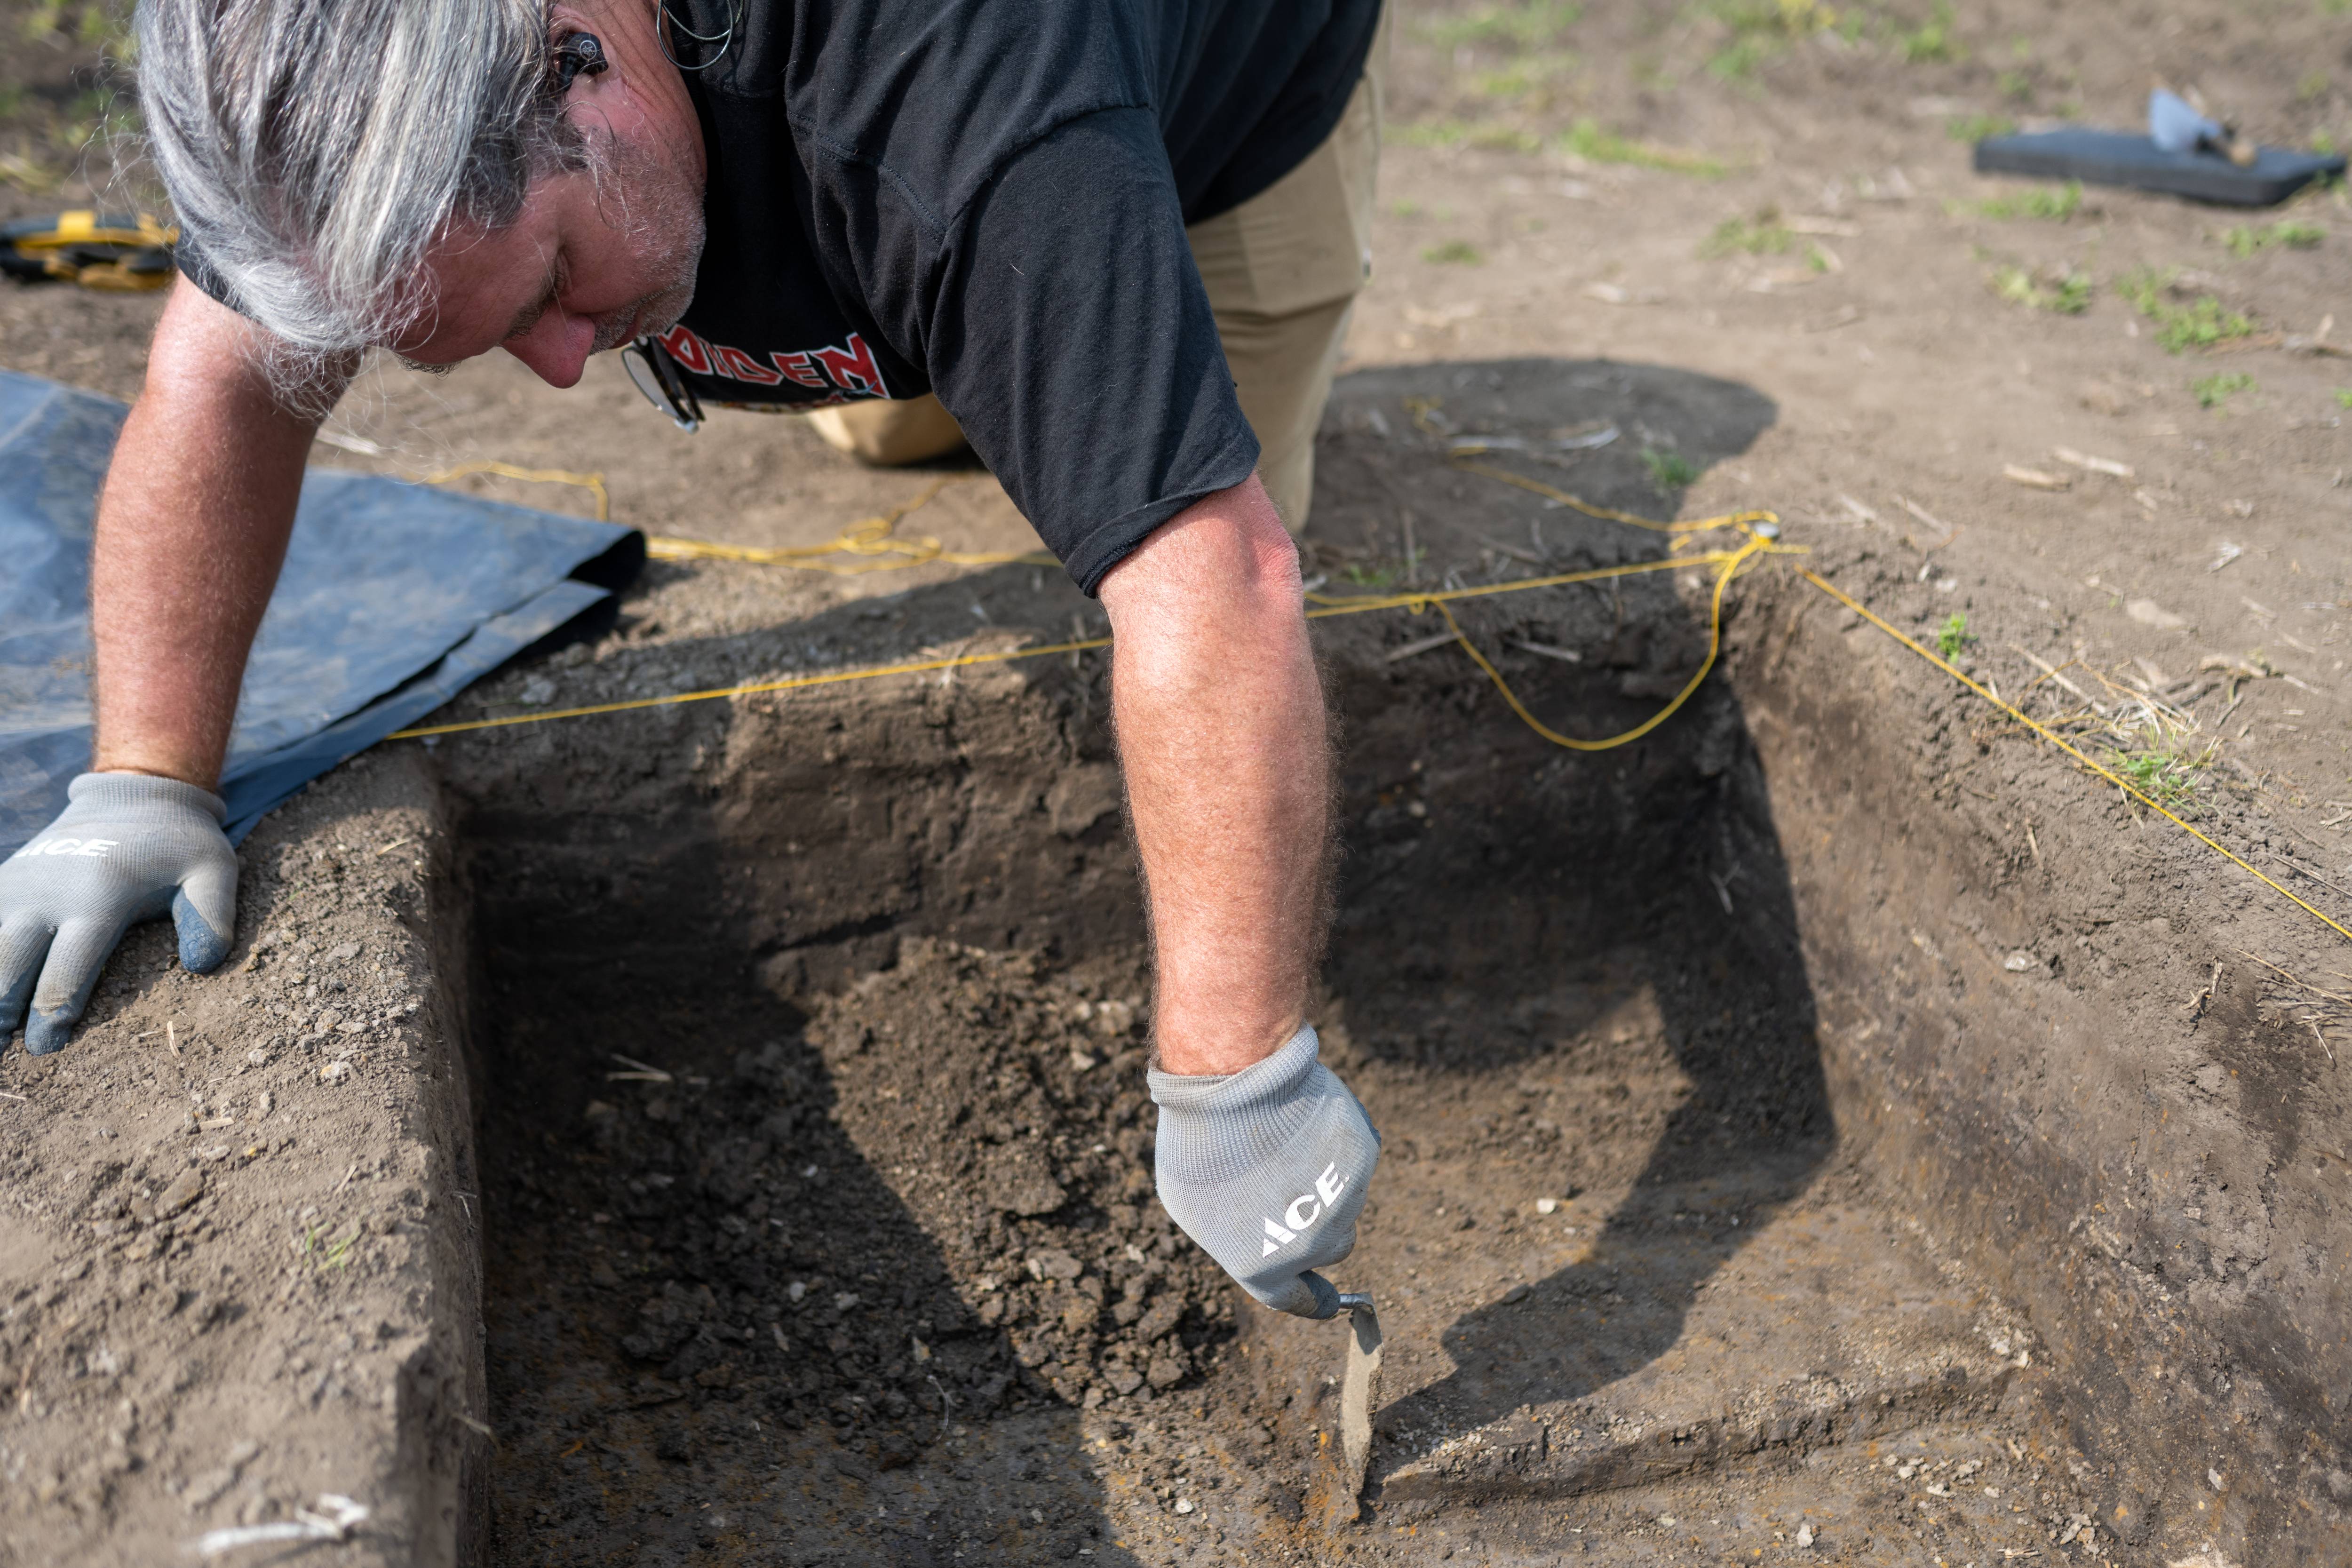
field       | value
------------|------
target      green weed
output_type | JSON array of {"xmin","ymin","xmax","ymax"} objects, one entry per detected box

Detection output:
[
  {"xmin": 1425, "ymin": 0, "xmax": 1583, "ymax": 52},
  {"xmin": 1392, "ymin": 119, "xmax": 1547, "ymax": 154},
  {"xmin": 2334, "ymin": 388, "xmax": 2352, "ymax": 409},
  {"xmin": 2192, "ymin": 371, "xmax": 2256, "ymax": 409},
  {"xmin": 1972, "ymin": 181, "xmax": 2081, "ymax": 220},
  {"xmin": 1643, "ymin": 447, "xmax": 1700, "ymax": 491},
  {"xmin": 1947, "ymin": 113, "xmax": 2018, "ymax": 143},
  {"xmin": 302, "ymin": 1223, "xmax": 363, "ymax": 1272},
  {"xmin": 2111, "ymin": 748, "xmax": 2212, "ymax": 813},
  {"xmin": 1423, "ymin": 239, "xmax": 1486, "ymax": 265},
  {"xmin": 1991, "ymin": 265, "xmax": 2090, "ymax": 314},
  {"xmin": 1935, "ymin": 613, "xmax": 1974, "ymax": 661},
  {"xmin": 1702, "ymin": 0, "xmax": 1838, "ymax": 80},
  {"xmin": 2220, "ymin": 220, "xmax": 2325, "ymax": 257},
  {"xmin": 1557, "ymin": 119, "xmax": 1727, "ymax": 177},
  {"xmin": 1896, "ymin": 1, "xmax": 1961, "ymax": 63},
  {"xmin": 1701, "ymin": 210, "xmax": 1793, "ymax": 256},
  {"xmin": 1471, "ymin": 52, "xmax": 1581, "ymax": 103},
  {"xmin": 2117, "ymin": 268, "xmax": 2256, "ymax": 352},
  {"xmin": 2314, "ymin": 130, "xmax": 2340, "ymax": 156}
]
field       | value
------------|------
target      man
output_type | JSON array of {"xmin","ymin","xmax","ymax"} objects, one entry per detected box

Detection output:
[{"xmin": 0, "ymin": 0, "xmax": 1381, "ymax": 1321}]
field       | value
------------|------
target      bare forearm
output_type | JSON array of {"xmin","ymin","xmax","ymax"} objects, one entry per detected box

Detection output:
[
  {"xmin": 1100, "ymin": 476, "xmax": 1332, "ymax": 1075},
  {"xmin": 91, "ymin": 282, "xmax": 333, "ymax": 788}
]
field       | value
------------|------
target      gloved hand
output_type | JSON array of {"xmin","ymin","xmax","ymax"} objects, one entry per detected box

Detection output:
[
  {"xmin": 1149, "ymin": 1023, "xmax": 1380, "ymax": 1319},
  {"xmin": 0, "ymin": 772, "xmax": 238, "ymax": 1055}
]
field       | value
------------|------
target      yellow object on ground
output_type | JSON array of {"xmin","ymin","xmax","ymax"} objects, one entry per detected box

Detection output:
[{"xmin": 0, "ymin": 212, "xmax": 176, "ymax": 291}]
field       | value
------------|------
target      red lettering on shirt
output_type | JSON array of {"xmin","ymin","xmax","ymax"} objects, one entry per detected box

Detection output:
[
  {"xmin": 810, "ymin": 334, "xmax": 887, "ymax": 398},
  {"xmin": 660, "ymin": 326, "xmax": 889, "ymax": 400},
  {"xmin": 711, "ymin": 344, "xmax": 782, "ymax": 385},
  {"xmin": 771, "ymin": 350, "xmax": 827, "ymax": 389},
  {"xmin": 656, "ymin": 324, "xmax": 711, "ymax": 374}
]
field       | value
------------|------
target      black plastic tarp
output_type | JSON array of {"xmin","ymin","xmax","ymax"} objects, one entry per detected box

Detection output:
[{"xmin": 0, "ymin": 369, "xmax": 642, "ymax": 854}]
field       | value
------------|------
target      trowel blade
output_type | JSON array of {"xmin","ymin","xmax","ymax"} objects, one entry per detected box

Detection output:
[{"xmin": 1337, "ymin": 1297, "xmax": 1383, "ymax": 1504}]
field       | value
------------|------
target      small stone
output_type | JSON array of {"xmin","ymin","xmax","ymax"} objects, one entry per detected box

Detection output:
[
  {"xmin": 318, "ymin": 1061, "xmax": 351, "ymax": 1084},
  {"xmin": 1146, "ymin": 1354, "xmax": 1185, "ymax": 1390},
  {"xmin": 326, "ymin": 941, "xmax": 361, "ymax": 964},
  {"xmin": 1136, "ymin": 1295, "xmax": 1185, "ymax": 1343},
  {"xmin": 1029, "ymin": 1249, "xmax": 1081, "ymax": 1281},
  {"xmin": 1106, "ymin": 1364, "xmax": 1144, "ymax": 1395},
  {"xmin": 2125, "ymin": 598, "xmax": 2187, "ymax": 630},
  {"xmin": 833, "ymin": 1292, "xmax": 861, "ymax": 1313},
  {"xmin": 2003, "ymin": 952, "xmax": 2039, "ymax": 972},
  {"xmin": 1003, "ymin": 1176, "xmax": 1067, "ymax": 1217},
  {"xmin": 1173, "ymin": 1498, "xmax": 1195, "ymax": 1515},
  {"xmin": 1069, "ymin": 1048, "xmax": 1099, "ymax": 1072},
  {"xmin": 1535, "ymin": 1197, "xmax": 1559, "ymax": 1215},
  {"xmin": 1795, "ymin": 1521, "xmax": 1815, "ymax": 1548},
  {"xmin": 155, "ymin": 1168, "xmax": 205, "ymax": 1218},
  {"xmin": 314, "ymin": 1009, "xmax": 344, "ymax": 1034}
]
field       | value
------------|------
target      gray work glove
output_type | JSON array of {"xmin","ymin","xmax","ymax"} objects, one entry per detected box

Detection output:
[
  {"xmin": 0, "ymin": 772, "xmax": 238, "ymax": 1056},
  {"xmin": 1149, "ymin": 1023, "xmax": 1379, "ymax": 1319}
]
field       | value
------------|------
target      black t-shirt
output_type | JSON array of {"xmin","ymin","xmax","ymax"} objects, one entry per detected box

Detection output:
[{"xmin": 183, "ymin": 0, "xmax": 1381, "ymax": 592}]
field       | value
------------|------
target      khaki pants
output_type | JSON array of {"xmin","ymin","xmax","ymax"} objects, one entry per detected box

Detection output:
[{"xmin": 809, "ymin": 8, "xmax": 1388, "ymax": 535}]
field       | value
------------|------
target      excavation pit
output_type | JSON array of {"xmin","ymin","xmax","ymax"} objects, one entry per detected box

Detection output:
[{"xmin": 4, "ymin": 362, "xmax": 2341, "ymax": 1567}]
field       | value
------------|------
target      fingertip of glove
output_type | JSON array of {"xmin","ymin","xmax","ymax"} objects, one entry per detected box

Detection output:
[
  {"xmin": 171, "ymin": 891, "xmax": 232, "ymax": 974},
  {"xmin": 24, "ymin": 1008, "xmax": 74, "ymax": 1056}
]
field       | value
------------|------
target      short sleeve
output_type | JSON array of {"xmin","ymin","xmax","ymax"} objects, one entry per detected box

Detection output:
[{"xmin": 921, "ymin": 108, "xmax": 1261, "ymax": 594}]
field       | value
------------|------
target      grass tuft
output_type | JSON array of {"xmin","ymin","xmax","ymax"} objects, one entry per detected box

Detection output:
[
  {"xmin": 2192, "ymin": 371, "xmax": 2256, "ymax": 410},
  {"xmin": 1947, "ymin": 113, "xmax": 2018, "ymax": 143},
  {"xmin": 1422, "ymin": 239, "xmax": 1486, "ymax": 265},
  {"xmin": 1971, "ymin": 181, "xmax": 2082, "ymax": 221},
  {"xmin": 1557, "ymin": 119, "xmax": 1727, "ymax": 177},
  {"xmin": 1642, "ymin": 447, "xmax": 1701, "ymax": 492},
  {"xmin": 2117, "ymin": 268, "xmax": 2255, "ymax": 352},
  {"xmin": 1701, "ymin": 211, "xmax": 1794, "ymax": 256},
  {"xmin": 1424, "ymin": 0, "xmax": 1583, "ymax": 52},
  {"xmin": 1896, "ymin": 1, "xmax": 1962, "ymax": 63},
  {"xmin": 1991, "ymin": 265, "xmax": 2091, "ymax": 314},
  {"xmin": 2220, "ymin": 220, "xmax": 2326, "ymax": 258},
  {"xmin": 1935, "ymin": 613, "xmax": 1974, "ymax": 661}
]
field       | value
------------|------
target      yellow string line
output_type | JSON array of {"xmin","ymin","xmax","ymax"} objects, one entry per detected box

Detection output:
[
  {"xmin": 1799, "ymin": 567, "xmax": 2352, "ymax": 947},
  {"xmin": 383, "ymin": 551, "xmax": 1736, "ymax": 740},
  {"xmin": 1422, "ymin": 529, "xmax": 1782, "ymax": 751},
  {"xmin": 419, "ymin": 461, "xmax": 613, "ymax": 521},
  {"xmin": 414, "ymin": 463, "xmax": 1058, "ymax": 575}
]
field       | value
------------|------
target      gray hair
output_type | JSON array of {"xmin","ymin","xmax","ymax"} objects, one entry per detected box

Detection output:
[{"xmin": 136, "ymin": 0, "xmax": 585, "ymax": 382}]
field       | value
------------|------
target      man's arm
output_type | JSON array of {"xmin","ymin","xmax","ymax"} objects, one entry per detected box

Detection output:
[
  {"xmin": 0, "ymin": 280, "xmax": 334, "ymax": 1055},
  {"xmin": 93, "ymin": 278, "xmax": 337, "ymax": 785},
  {"xmin": 1098, "ymin": 475, "xmax": 1330, "ymax": 1075},
  {"xmin": 1101, "ymin": 478, "xmax": 1378, "ymax": 1321}
]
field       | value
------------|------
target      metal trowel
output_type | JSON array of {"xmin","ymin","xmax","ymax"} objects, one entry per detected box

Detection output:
[{"xmin": 1331, "ymin": 1292, "xmax": 1383, "ymax": 1520}]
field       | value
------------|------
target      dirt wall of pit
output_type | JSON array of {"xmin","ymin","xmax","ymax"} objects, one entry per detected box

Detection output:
[{"xmin": 1720, "ymin": 559, "xmax": 2352, "ymax": 1560}]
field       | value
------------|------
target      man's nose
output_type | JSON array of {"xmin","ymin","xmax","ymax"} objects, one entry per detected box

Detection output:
[{"xmin": 503, "ymin": 308, "xmax": 597, "ymax": 388}]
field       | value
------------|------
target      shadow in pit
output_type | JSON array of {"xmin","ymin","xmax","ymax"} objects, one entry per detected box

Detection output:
[
  {"xmin": 467, "ymin": 826, "xmax": 1141, "ymax": 1568},
  {"xmin": 1306, "ymin": 358, "xmax": 1833, "ymax": 1470}
]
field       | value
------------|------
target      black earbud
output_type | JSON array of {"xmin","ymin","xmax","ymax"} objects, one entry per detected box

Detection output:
[{"xmin": 552, "ymin": 32, "xmax": 610, "ymax": 92}]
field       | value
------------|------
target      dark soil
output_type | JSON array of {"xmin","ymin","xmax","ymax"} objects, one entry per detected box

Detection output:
[{"xmin": 476, "ymin": 937, "xmax": 1255, "ymax": 1566}]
